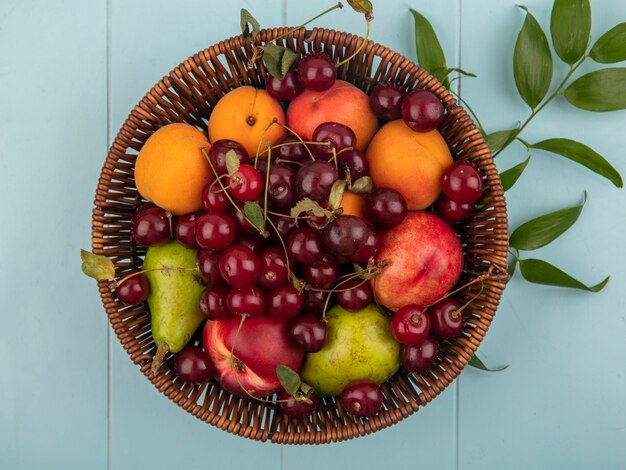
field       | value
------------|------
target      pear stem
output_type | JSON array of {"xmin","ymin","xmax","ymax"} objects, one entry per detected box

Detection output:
[{"xmin": 151, "ymin": 342, "xmax": 170, "ymax": 375}]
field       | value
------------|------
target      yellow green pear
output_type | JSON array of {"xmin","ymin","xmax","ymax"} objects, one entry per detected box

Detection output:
[
  {"xmin": 300, "ymin": 304, "xmax": 401, "ymax": 397},
  {"xmin": 143, "ymin": 240, "xmax": 206, "ymax": 373}
]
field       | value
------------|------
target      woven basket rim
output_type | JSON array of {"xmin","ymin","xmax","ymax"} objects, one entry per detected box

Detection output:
[{"xmin": 92, "ymin": 25, "xmax": 509, "ymax": 444}]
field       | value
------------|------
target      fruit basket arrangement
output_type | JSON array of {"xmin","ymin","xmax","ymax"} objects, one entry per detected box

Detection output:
[{"xmin": 90, "ymin": 25, "xmax": 508, "ymax": 444}]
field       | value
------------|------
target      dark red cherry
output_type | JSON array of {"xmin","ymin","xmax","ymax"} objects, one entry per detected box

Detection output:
[
  {"xmin": 441, "ymin": 160, "xmax": 484, "ymax": 204},
  {"xmin": 131, "ymin": 207, "xmax": 170, "ymax": 247},
  {"xmin": 174, "ymin": 212, "xmax": 201, "ymax": 248},
  {"xmin": 303, "ymin": 254, "xmax": 339, "ymax": 289},
  {"xmin": 195, "ymin": 213, "xmax": 236, "ymax": 251},
  {"xmin": 312, "ymin": 122, "xmax": 356, "ymax": 160},
  {"xmin": 267, "ymin": 164, "xmax": 298, "ymax": 209},
  {"xmin": 402, "ymin": 336, "xmax": 440, "ymax": 373},
  {"xmin": 275, "ymin": 135, "xmax": 309, "ymax": 163},
  {"xmin": 428, "ymin": 298, "xmax": 465, "ymax": 339},
  {"xmin": 173, "ymin": 345, "xmax": 214, "ymax": 385},
  {"xmin": 340, "ymin": 380, "xmax": 383, "ymax": 417},
  {"xmin": 435, "ymin": 195, "xmax": 476, "ymax": 224},
  {"xmin": 298, "ymin": 52, "xmax": 336, "ymax": 91},
  {"xmin": 226, "ymin": 286, "xmax": 266, "ymax": 316},
  {"xmin": 288, "ymin": 314, "xmax": 328, "ymax": 352},
  {"xmin": 401, "ymin": 90, "xmax": 445, "ymax": 132},
  {"xmin": 335, "ymin": 278, "xmax": 372, "ymax": 311},
  {"xmin": 365, "ymin": 188, "xmax": 407, "ymax": 228},
  {"xmin": 209, "ymin": 140, "xmax": 250, "ymax": 175},
  {"xmin": 296, "ymin": 160, "xmax": 338, "ymax": 202},
  {"xmin": 267, "ymin": 285, "xmax": 304, "ymax": 320},
  {"xmin": 218, "ymin": 244, "xmax": 261, "ymax": 288},
  {"xmin": 258, "ymin": 247, "xmax": 289, "ymax": 290},
  {"xmin": 338, "ymin": 149, "xmax": 369, "ymax": 182},
  {"xmin": 391, "ymin": 305, "xmax": 430, "ymax": 345},
  {"xmin": 116, "ymin": 274, "xmax": 150, "ymax": 305},
  {"xmin": 322, "ymin": 215, "xmax": 369, "ymax": 257},
  {"xmin": 202, "ymin": 182, "xmax": 230, "ymax": 213},
  {"xmin": 348, "ymin": 225, "xmax": 380, "ymax": 265},
  {"xmin": 287, "ymin": 227, "xmax": 325, "ymax": 264},
  {"xmin": 197, "ymin": 249, "xmax": 225, "ymax": 286},
  {"xmin": 370, "ymin": 83, "xmax": 404, "ymax": 120},
  {"xmin": 279, "ymin": 390, "xmax": 318, "ymax": 418},
  {"xmin": 199, "ymin": 286, "xmax": 230, "ymax": 320},
  {"xmin": 266, "ymin": 69, "xmax": 304, "ymax": 101}
]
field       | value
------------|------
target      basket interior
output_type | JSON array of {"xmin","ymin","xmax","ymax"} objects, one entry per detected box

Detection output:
[{"xmin": 92, "ymin": 27, "xmax": 509, "ymax": 444}]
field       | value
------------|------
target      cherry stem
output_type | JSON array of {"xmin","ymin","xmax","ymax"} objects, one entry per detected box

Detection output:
[
  {"xmin": 166, "ymin": 211, "xmax": 174, "ymax": 238},
  {"xmin": 453, "ymin": 281, "xmax": 485, "ymax": 319},
  {"xmin": 270, "ymin": 2, "xmax": 344, "ymax": 44},
  {"xmin": 263, "ymin": 143, "xmax": 272, "ymax": 225},
  {"xmin": 202, "ymin": 147, "xmax": 267, "ymax": 238},
  {"xmin": 266, "ymin": 216, "xmax": 292, "ymax": 283},
  {"xmin": 115, "ymin": 266, "xmax": 199, "ymax": 287},
  {"xmin": 150, "ymin": 341, "xmax": 169, "ymax": 376},
  {"xmin": 335, "ymin": 19, "xmax": 370, "ymax": 68},
  {"xmin": 266, "ymin": 209, "xmax": 313, "ymax": 220},
  {"xmin": 275, "ymin": 122, "xmax": 317, "ymax": 161},
  {"xmin": 254, "ymin": 118, "xmax": 279, "ymax": 168},
  {"xmin": 425, "ymin": 273, "xmax": 489, "ymax": 309}
]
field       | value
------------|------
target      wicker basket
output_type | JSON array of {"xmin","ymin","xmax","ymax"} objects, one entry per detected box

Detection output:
[{"xmin": 91, "ymin": 27, "xmax": 509, "ymax": 444}]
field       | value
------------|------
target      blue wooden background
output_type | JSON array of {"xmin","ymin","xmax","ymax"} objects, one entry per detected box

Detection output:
[{"xmin": 1, "ymin": 0, "xmax": 625, "ymax": 468}]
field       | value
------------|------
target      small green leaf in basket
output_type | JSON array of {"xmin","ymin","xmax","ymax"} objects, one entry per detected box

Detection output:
[
  {"xmin": 468, "ymin": 354, "xmax": 509, "ymax": 372},
  {"xmin": 563, "ymin": 68, "xmax": 626, "ymax": 112},
  {"xmin": 291, "ymin": 198, "xmax": 333, "ymax": 223},
  {"xmin": 225, "ymin": 150, "xmax": 241, "ymax": 176},
  {"xmin": 81, "ymin": 249, "xmax": 115, "ymax": 281},
  {"xmin": 350, "ymin": 176, "xmax": 373, "ymax": 194},
  {"xmin": 240, "ymin": 8, "xmax": 260, "ymax": 42},
  {"xmin": 519, "ymin": 258, "xmax": 609, "ymax": 292},
  {"xmin": 509, "ymin": 192, "xmax": 587, "ymax": 251},
  {"xmin": 262, "ymin": 44, "xmax": 298, "ymax": 80},
  {"xmin": 244, "ymin": 201, "xmax": 266, "ymax": 232},
  {"xmin": 590, "ymin": 23, "xmax": 626, "ymax": 64},
  {"xmin": 529, "ymin": 138, "xmax": 623, "ymax": 187},
  {"xmin": 550, "ymin": 0, "xmax": 591, "ymax": 65},
  {"xmin": 328, "ymin": 180, "xmax": 347, "ymax": 211},
  {"xmin": 409, "ymin": 9, "xmax": 450, "ymax": 89},
  {"xmin": 514, "ymin": 6, "xmax": 553, "ymax": 109},
  {"xmin": 276, "ymin": 365, "xmax": 301, "ymax": 395},
  {"xmin": 500, "ymin": 155, "xmax": 530, "ymax": 192},
  {"xmin": 485, "ymin": 127, "xmax": 520, "ymax": 156},
  {"xmin": 347, "ymin": 0, "xmax": 373, "ymax": 20}
]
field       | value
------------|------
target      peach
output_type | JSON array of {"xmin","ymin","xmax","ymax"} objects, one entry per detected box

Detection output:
[
  {"xmin": 286, "ymin": 80, "xmax": 378, "ymax": 151},
  {"xmin": 366, "ymin": 120, "xmax": 453, "ymax": 210},
  {"xmin": 373, "ymin": 211, "xmax": 463, "ymax": 311}
]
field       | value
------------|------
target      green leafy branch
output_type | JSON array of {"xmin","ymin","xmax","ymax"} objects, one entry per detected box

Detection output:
[{"xmin": 410, "ymin": 0, "xmax": 625, "ymax": 371}]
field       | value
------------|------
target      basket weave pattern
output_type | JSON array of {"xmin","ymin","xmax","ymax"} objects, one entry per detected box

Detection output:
[{"xmin": 92, "ymin": 27, "xmax": 508, "ymax": 444}]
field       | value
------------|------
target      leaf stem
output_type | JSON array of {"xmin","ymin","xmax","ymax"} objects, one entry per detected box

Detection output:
[
  {"xmin": 271, "ymin": 2, "xmax": 345, "ymax": 43},
  {"xmin": 493, "ymin": 55, "xmax": 587, "ymax": 158}
]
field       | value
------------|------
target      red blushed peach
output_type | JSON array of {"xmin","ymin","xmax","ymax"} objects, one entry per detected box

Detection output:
[
  {"xmin": 373, "ymin": 211, "xmax": 463, "ymax": 311},
  {"xmin": 286, "ymin": 80, "xmax": 378, "ymax": 151}
]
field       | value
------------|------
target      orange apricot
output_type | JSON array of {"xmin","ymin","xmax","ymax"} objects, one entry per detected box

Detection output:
[
  {"xmin": 208, "ymin": 86, "xmax": 286, "ymax": 158},
  {"xmin": 135, "ymin": 123, "xmax": 212, "ymax": 216},
  {"xmin": 339, "ymin": 191, "xmax": 366, "ymax": 219},
  {"xmin": 286, "ymin": 80, "xmax": 378, "ymax": 151},
  {"xmin": 366, "ymin": 120, "xmax": 453, "ymax": 210}
]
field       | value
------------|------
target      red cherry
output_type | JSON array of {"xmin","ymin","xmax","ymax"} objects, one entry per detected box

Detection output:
[
  {"xmin": 195, "ymin": 213, "xmax": 236, "ymax": 251},
  {"xmin": 402, "ymin": 336, "xmax": 440, "ymax": 373},
  {"xmin": 370, "ymin": 83, "xmax": 404, "ymax": 120},
  {"xmin": 131, "ymin": 207, "xmax": 171, "ymax": 247},
  {"xmin": 173, "ymin": 345, "xmax": 214, "ymax": 385},
  {"xmin": 279, "ymin": 390, "xmax": 317, "ymax": 418},
  {"xmin": 226, "ymin": 286, "xmax": 266, "ymax": 316},
  {"xmin": 209, "ymin": 140, "xmax": 250, "ymax": 175},
  {"xmin": 199, "ymin": 286, "xmax": 230, "ymax": 320},
  {"xmin": 116, "ymin": 274, "xmax": 150, "ymax": 305},
  {"xmin": 197, "ymin": 250, "xmax": 225, "ymax": 286},
  {"xmin": 441, "ymin": 161, "xmax": 484, "ymax": 204},
  {"xmin": 267, "ymin": 285, "xmax": 304, "ymax": 320},
  {"xmin": 428, "ymin": 298, "xmax": 465, "ymax": 338},
  {"xmin": 298, "ymin": 52, "xmax": 336, "ymax": 91},
  {"xmin": 266, "ymin": 69, "xmax": 304, "ymax": 101},
  {"xmin": 202, "ymin": 183, "xmax": 230, "ymax": 213},
  {"xmin": 391, "ymin": 305, "xmax": 430, "ymax": 345},
  {"xmin": 287, "ymin": 314, "xmax": 328, "ymax": 352},
  {"xmin": 218, "ymin": 245, "xmax": 261, "ymax": 288},
  {"xmin": 335, "ymin": 278, "xmax": 372, "ymax": 311},
  {"xmin": 312, "ymin": 122, "xmax": 356, "ymax": 160},
  {"xmin": 173, "ymin": 212, "xmax": 201, "ymax": 248},
  {"xmin": 228, "ymin": 164, "xmax": 263, "ymax": 202},
  {"xmin": 340, "ymin": 380, "xmax": 383, "ymax": 417},
  {"xmin": 401, "ymin": 90, "xmax": 445, "ymax": 132},
  {"xmin": 435, "ymin": 195, "xmax": 476, "ymax": 224}
]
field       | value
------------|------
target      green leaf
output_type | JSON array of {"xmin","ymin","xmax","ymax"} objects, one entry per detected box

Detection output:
[
  {"xmin": 514, "ymin": 7, "xmax": 553, "ymax": 109},
  {"xmin": 276, "ymin": 365, "xmax": 301, "ymax": 395},
  {"xmin": 590, "ymin": 23, "xmax": 626, "ymax": 63},
  {"xmin": 468, "ymin": 354, "xmax": 509, "ymax": 372},
  {"xmin": 290, "ymin": 198, "xmax": 333, "ymax": 223},
  {"xmin": 347, "ymin": 0, "xmax": 373, "ymax": 19},
  {"xmin": 485, "ymin": 127, "xmax": 520, "ymax": 155},
  {"xmin": 243, "ymin": 202, "xmax": 265, "ymax": 232},
  {"xmin": 328, "ymin": 180, "xmax": 347, "ymax": 211},
  {"xmin": 530, "ymin": 138, "xmax": 623, "ymax": 187},
  {"xmin": 509, "ymin": 193, "xmax": 586, "ymax": 250},
  {"xmin": 240, "ymin": 8, "xmax": 260, "ymax": 41},
  {"xmin": 519, "ymin": 258, "xmax": 609, "ymax": 292},
  {"xmin": 409, "ymin": 9, "xmax": 450, "ymax": 89},
  {"xmin": 563, "ymin": 68, "xmax": 626, "ymax": 111},
  {"xmin": 262, "ymin": 44, "xmax": 297, "ymax": 80},
  {"xmin": 81, "ymin": 249, "xmax": 115, "ymax": 280},
  {"xmin": 550, "ymin": 0, "xmax": 591, "ymax": 65},
  {"xmin": 225, "ymin": 150, "xmax": 241, "ymax": 176},
  {"xmin": 500, "ymin": 156, "xmax": 530, "ymax": 192},
  {"xmin": 350, "ymin": 176, "xmax": 373, "ymax": 194}
]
